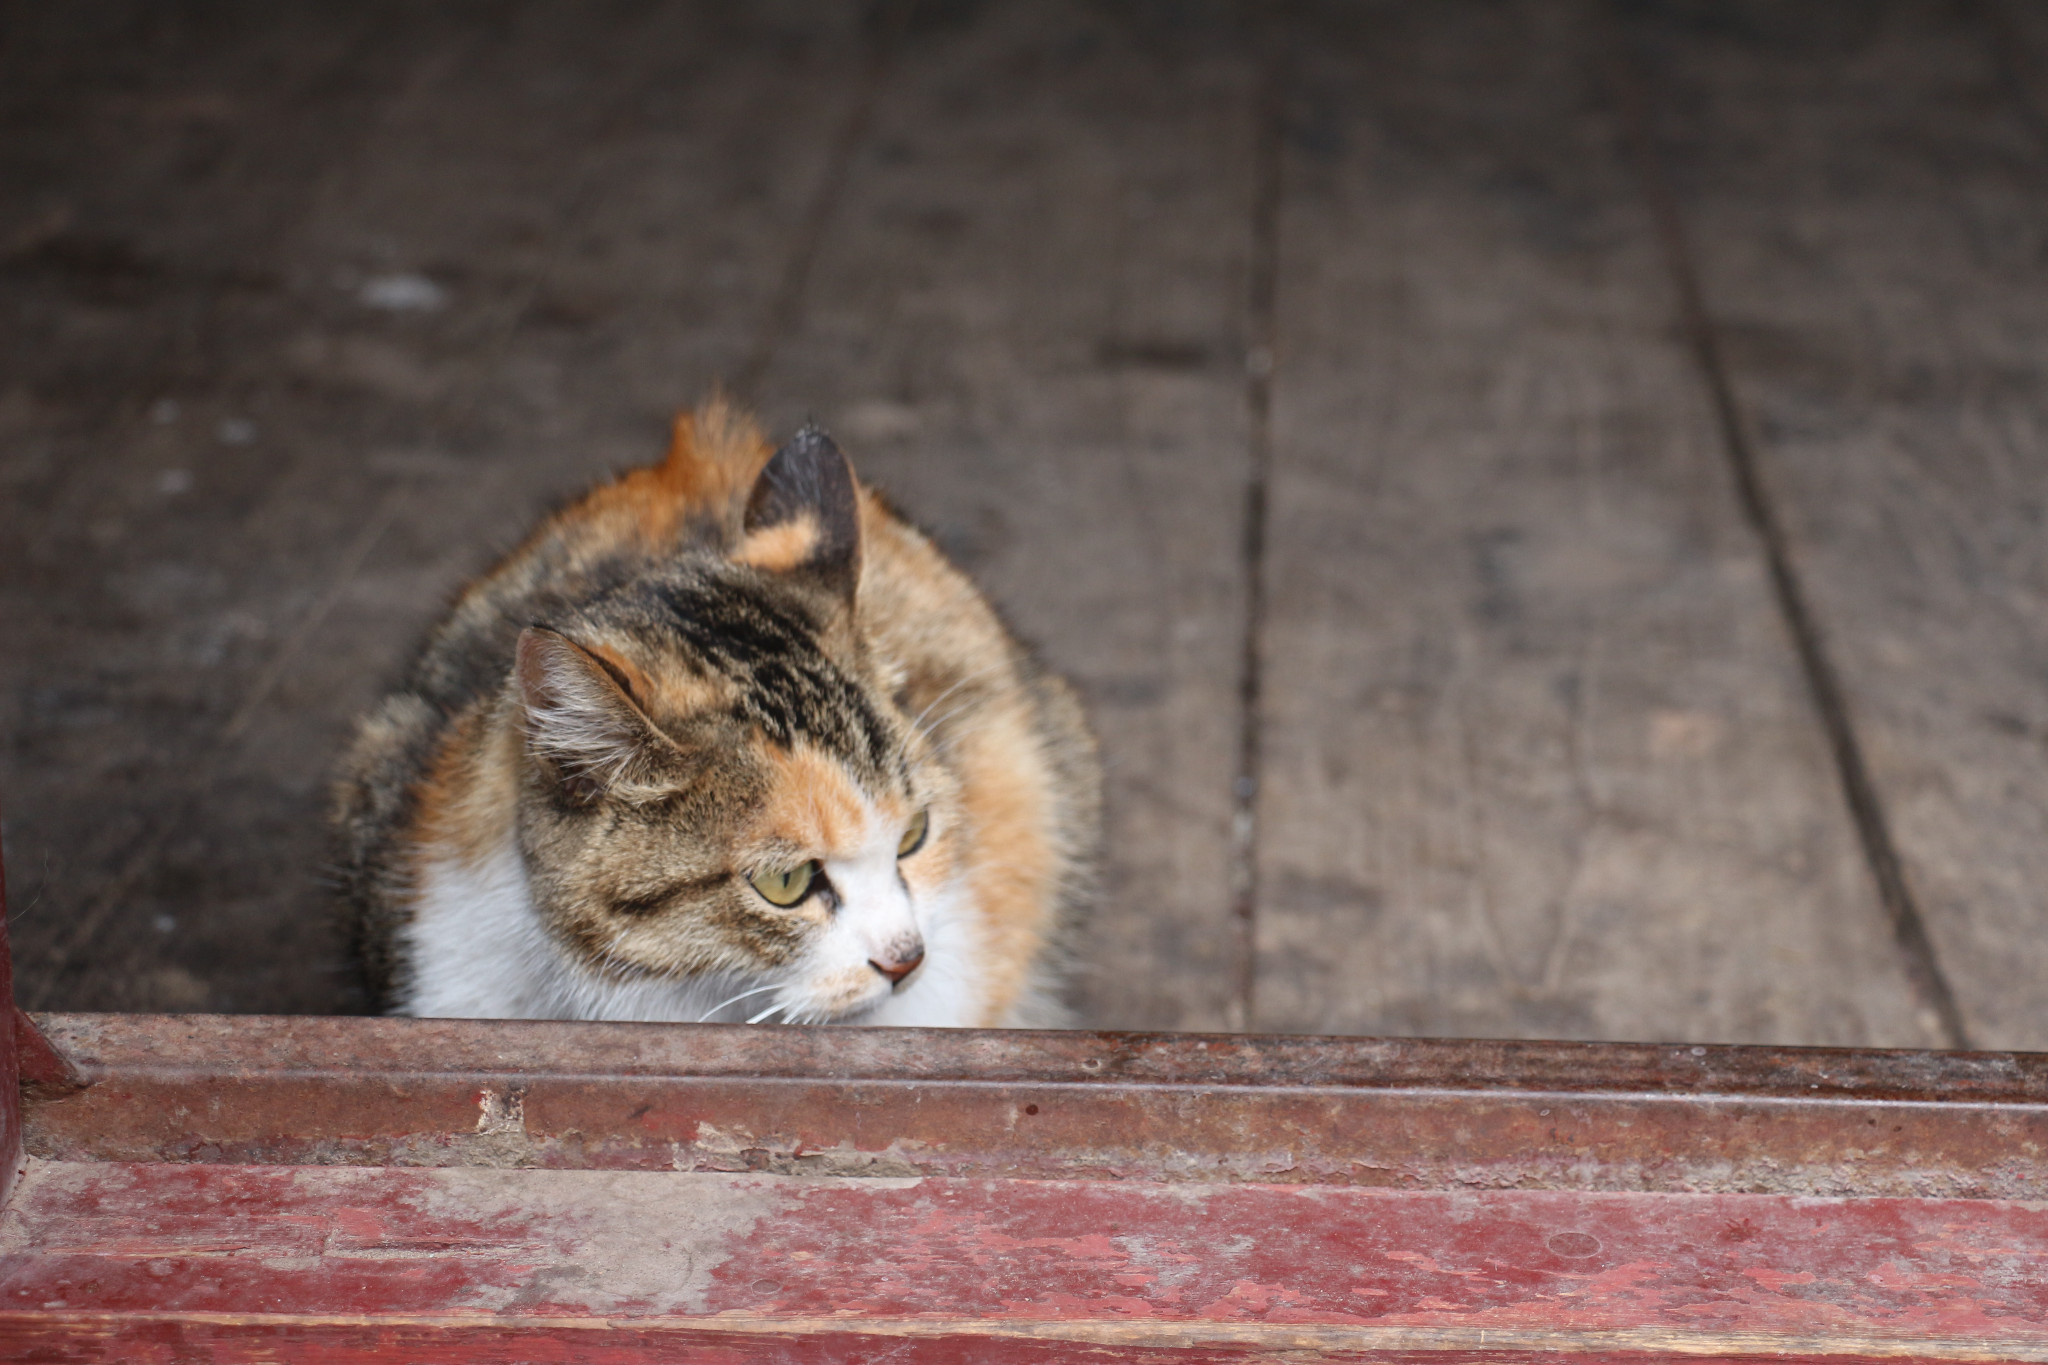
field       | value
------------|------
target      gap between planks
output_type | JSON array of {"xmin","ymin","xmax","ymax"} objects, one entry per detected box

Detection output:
[
  {"xmin": 1227, "ymin": 43, "xmax": 1286, "ymax": 1034},
  {"xmin": 1603, "ymin": 3, "xmax": 1972, "ymax": 1051}
]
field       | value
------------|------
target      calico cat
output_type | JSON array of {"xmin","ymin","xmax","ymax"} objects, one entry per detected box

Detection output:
[{"xmin": 333, "ymin": 400, "xmax": 1099, "ymax": 1026}]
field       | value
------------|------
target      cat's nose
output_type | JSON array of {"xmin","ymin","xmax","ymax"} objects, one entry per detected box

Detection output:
[{"xmin": 869, "ymin": 944, "xmax": 925, "ymax": 988}]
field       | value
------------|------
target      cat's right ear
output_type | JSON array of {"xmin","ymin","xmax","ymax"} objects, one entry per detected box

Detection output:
[
  {"xmin": 737, "ymin": 424, "xmax": 861, "ymax": 606},
  {"xmin": 515, "ymin": 627, "xmax": 680, "ymax": 804}
]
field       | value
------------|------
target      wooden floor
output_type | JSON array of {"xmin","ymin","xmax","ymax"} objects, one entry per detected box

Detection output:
[{"xmin": 2, "ymin": 0, "xmax": 2045, "ymax": 1047}]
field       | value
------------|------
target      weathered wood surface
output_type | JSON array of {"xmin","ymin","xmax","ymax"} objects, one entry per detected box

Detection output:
[
  {"xmin": 0, "ymin": 4, "xmax": 425, "ymax": 1012},
  {"xmin": 3, "ymin": 0, "xmax": 2046, "ymax": 1043},
  {"xmin": 1624, "ymin": 1, "xmax": 2048, "ymax": 1050},
  {"xmin": 1253, "ymin": 1, "xmax": 1933, "ymax": 1043},
  {"xmin": 6, "ymin": 1160, "xmax": 2048, "ymax": 1361},
  {"xmin": 755, "ymin": 3, "xmax": 1257, "ymax": 1029}
]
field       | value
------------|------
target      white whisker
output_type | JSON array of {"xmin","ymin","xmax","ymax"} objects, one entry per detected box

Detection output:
[
  {"xmin": 747, "ymin": 998, "xmax": 789, "ymax": 1025},
  {"xmin": 924, "ymin": 713, "xmax": 997, "ymax": 760},
  {"xmin": 908, "ymin": 660, "xmax": 1011, "ymax": 738},
  {"xmin": 915, "ymin": 696, "xmax": 988, "ymax": 743},
  {"xmin": 697, "ymin": 983, "xmax": 781, "ymax": 1023}
]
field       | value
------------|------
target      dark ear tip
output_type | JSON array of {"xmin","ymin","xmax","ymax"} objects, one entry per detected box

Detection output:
[
  {"xmin": 788, "ymin": 422, "xmax": 839, "ymax": 457},
  {"xmin": 747, "ymin": 423, "xmax": 857, "ymax": 532},
  {"xmin": 741, "ymin": 422, "xmax": 863, "ymax": 598},
  {"xmin": 766, "ymin": 423, "xmax": 849, "ymax": 491}
]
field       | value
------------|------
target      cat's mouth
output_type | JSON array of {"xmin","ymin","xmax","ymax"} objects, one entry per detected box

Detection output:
[
  {"xmin": 819, "ymin": 996, "xmax": 888, "ymax": 1026},
  {"xmin": 781, "ymin": 974, "xmax": 902, "ymax": 1026}
]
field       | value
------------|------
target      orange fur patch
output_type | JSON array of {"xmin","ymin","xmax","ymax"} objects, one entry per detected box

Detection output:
[
  {"xmin": 581, "ymin": 643, "xmax": 654, "ymax": 702},
  {"xmin": 663, "ymin": 396, "xmax": 774, "ymax": 507},
  {"xmin": 559, "ymin": 395, "xmax": 773, "ymax": 548},
  {"xmin": 585, "ymin": 642, "xmax": 724, "ymax": 722},
  {"xmin": 949, "ymin": 716, "xmax": 1058, "ymax": 1024},
  {"xmin": 410, "ymin": 707, "xmax": 521, "ymax": 872},
  {"xmin": 735, "ymin": 514, "xmax": 822, "ymax": 573},
  {"xmin": 751, "ymin": 743, "xmax": 905, "ymax": 858}
]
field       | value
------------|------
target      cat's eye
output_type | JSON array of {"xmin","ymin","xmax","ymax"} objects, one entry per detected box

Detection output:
[
  {"xmin": 898, "ymin": 809, "xmax": 930, "ymax": 858},
  {"xmin": 749, "ymin": 860, "xmax": 819, "ymax": 907}
]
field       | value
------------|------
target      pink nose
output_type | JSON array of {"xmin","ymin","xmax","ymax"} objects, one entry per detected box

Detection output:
[{"xmin": 869, "ymin": 946, "xmax": 925, "ymax": 987}]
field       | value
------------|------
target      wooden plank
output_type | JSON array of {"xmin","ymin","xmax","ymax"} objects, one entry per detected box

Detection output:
[
  {"xmin": 1, "ymin": 3, "xmax": 870, "ymax": 1013},
  {"xmin": 4, "ymin": 1160, "xmax": 2048, "ymax": 1360},
  {"xmin": 754, "ymin": 3, "xmax": 1260, "ymax": 1029},
  {"xmin": 1253, "ymin": 0, "xmax": 1934, "ymax": 1043},
  {"xmin": 28, "ymin": 1013, "xmax": 2048, "ymax": 1198},
  {"xmin": 0, "ymin": 3, "xmax": 427, "ymax": 1011},
  {"xmin": 1625, "ymin": 1, "xmax": 2048, "ymax": 1049}
]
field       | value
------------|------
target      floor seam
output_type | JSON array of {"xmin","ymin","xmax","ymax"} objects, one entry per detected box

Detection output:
[
  {"xmin": 1606, "ymin": 4, "xmax": 1973, "ymax": 1051},
  {"xmin": 1229, "ymin": 43, "xmax": 1285, "ymax": 1034}
]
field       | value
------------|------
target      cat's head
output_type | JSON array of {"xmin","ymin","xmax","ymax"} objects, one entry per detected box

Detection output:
[{"xmin": 507, "ymin": 428, "xmax": 961, "ymax": 1023}]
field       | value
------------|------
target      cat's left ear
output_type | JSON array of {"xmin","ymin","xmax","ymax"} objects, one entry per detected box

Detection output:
[{"xmin": 737, "ymin": 424, "xmax": 861, "ymax": 607}]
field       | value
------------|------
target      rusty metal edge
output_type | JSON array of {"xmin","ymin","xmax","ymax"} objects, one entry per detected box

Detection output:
[
  {"xmin": 21, "ymin": 1012, "xmax": 2048, "ymax": 1198},
  {"xmin": 31, "ymin": 1011, "xmax": 2048, "ymax": 1097}
]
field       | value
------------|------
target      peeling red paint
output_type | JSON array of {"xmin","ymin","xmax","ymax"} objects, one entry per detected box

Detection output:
[
  {"xmin": 694, "ymin": 1179, "xmax": 2048, "ymax": 1342},
  {"xmin": 0, "ymin": 1326, "xmax": 1968, "ymax": 1364},
  {"xmin": 12, "ymin": 997, "xmax": 2048, "ymax": 1357},
  {"xmin": 2, "ymin": 1161, "xmax": 2045, "ymax": 1358}
]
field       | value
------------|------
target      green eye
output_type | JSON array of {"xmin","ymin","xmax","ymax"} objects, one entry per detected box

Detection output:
[
  {"xmin": 749, "ymin": 861, "xmax": 818, "ymax": 907},
  {"xmin": 898, "ymin": 809, "xmax": 930, "ymax": 858}
]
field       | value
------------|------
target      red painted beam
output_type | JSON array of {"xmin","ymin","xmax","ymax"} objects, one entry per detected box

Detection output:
[
  {"xmin": 1, "ymin": 1161, "xmax": 2045, "ymax": 1361},
  {"xmin": 27, "ymin": 1012, "xmax": 2048, "ymax": 1197},
  {"xmin": 9, "ymin": 881, "xmax": 2048, "ymax": 1358},
  {"xmin": 0, "ymin": 845, "xmax": 19, "ymax": 1211}
]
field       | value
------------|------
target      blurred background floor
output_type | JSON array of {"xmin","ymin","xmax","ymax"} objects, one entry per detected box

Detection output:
[{"xmin": 3, "ymin": 0, "xmax": 2045, "ymax": 1046}]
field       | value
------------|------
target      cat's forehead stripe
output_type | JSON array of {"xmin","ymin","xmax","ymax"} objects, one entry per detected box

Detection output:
[
  {"xmin": 757, "ymin": 744, "xmax": 906, "ymax": 854},
  {"xmin": 650, "ymin": 578, "xmax": 899, "ymax": 783}
]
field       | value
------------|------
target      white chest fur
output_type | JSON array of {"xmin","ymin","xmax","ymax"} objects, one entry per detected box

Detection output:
[{"xmin": 398, "ymin": 836, "xmax": 993, "ymax": 1026}]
